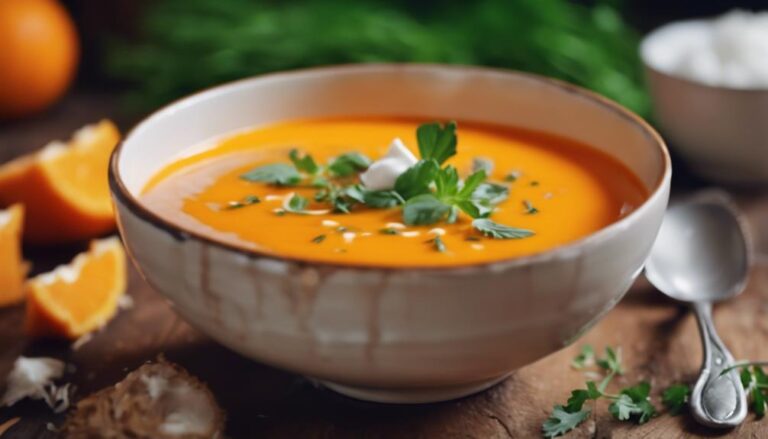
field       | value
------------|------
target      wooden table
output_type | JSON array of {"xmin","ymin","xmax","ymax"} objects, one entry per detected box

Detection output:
[{"xmin": 2, "ymin": 92, "xmax": 768, "ymax": 438}]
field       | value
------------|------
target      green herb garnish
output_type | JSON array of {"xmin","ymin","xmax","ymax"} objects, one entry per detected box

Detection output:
[
  {"xmin": 240, "ymin": 164, "xmax": 300, "ymax": 186},
  {"xmin": 283, "ymin": 194, "xmax": 309, "ymax": 213},
  {"xmin": 662, "ymin": 384, "xmax": 690, "ymax": 415},
  {"xmin": 523, "ymin": 200, "xmax": 539, "ymax": 214},
  {"xmin": 403, "ymin": 194, "xmax": 451, "ymax": 225},
  {"xmin": 394, "ymin": 159, "xmax": 440, "ymax": 200},
  {"xmin": 429, "ymin": 235, "xmax": 446, "ymax": 253},
  {"xmin": 530, "ymin": 180, "xmax": 540, "ymax": 187},
  {"xmin": 328, "ymin": 152, "xmax": 372, "ymax": 177},
  {"xmin": 223, "ymin": 195, "xmax": 261, "ymax": 210},
  {"xmin": 608, "ymin": 382, "xmax": 656, "ymax": 424},
  {"xmin": 416, "ymin": 121, "xmax": 457, "ymax": 165},
  {"xmin": 379, "ymin": 227, "xmax": 399, "ymax": 235},
  {"xmin": 571, "ymin": 345, "xmax": 594, "ymax": 370},
  {"xmin": 289, "ymin": 149, "xmax": 320, "ymax": 174},
  {"xmin": 311, "ymin": 234, "xmax": 326, "ymax": 244},
  {"xmin": 504, "ymin": 170, "xmax": 521, "ymax": 182},
  {"xmin": 542, "ymin": 405, "xmax": 590, "ymax": 438},
  {"xmin": 472, "ymin": 219, "xmax": 534, "ymax": 239}
]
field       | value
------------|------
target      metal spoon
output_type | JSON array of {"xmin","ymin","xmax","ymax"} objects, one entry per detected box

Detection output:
[{"xmin": 645, "ymin": 196, "xmax": 749, "ymax": 428}]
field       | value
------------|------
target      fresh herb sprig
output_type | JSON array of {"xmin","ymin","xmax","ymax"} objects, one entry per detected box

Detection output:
[{"xmin": 543, "ymin": 346, "xmax": 656, "ymax": 438}]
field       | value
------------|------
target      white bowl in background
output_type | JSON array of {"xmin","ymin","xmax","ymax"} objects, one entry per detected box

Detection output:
[
  {"xmin": 642, "ymin": 20, "xmax": 768, "ymax": 184},
  {"xmin": 110, "ymin": 64, "xmax": 670, "ymax": 403}
]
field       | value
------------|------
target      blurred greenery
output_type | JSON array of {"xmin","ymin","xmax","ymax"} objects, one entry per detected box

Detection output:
[{"xmin": 106, "ymin": 0, "xmax": 649, "ymax": 117}]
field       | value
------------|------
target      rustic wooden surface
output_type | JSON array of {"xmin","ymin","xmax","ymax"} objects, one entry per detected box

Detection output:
[{"xmin": 2, "ymin": 92, "xmax": 768, "ymax": 438}]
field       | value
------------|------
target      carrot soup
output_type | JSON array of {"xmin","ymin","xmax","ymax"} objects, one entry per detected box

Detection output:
[{"xmin": 141, "ymin": 118, "xmax": 647, "ymax": 267}]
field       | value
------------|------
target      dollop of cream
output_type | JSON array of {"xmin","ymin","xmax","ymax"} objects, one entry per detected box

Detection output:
[{"xmin": 360, "ymin": 138, "xmax": 418, "ymax": 190}]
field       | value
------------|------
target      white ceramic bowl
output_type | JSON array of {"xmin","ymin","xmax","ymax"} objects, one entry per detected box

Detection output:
[
  {"xmin": 641, "ymin": 21, "xmax": 768, "ymax": 184},
  {"xmin": 110, "ymin": 65, "xmax": 670, "ymax": 403}
]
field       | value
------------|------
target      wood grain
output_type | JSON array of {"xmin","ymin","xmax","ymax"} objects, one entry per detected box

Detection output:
[{"xmin": 2, "ymin": 93, "xmax": 768, "ymax": 438}]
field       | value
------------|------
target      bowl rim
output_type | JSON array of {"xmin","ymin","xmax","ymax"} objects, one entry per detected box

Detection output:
[
  {"xmin": 109, "ymin": 63, "xmax": 671, "ymax": 272},
  {"xmin": 640, "ymin": 18, "xmax": 768, "ymax": 94}
]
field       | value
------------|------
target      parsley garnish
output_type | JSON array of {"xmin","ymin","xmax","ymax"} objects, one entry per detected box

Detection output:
[
  {"xmin": 530, "ymin": 180, "xmax": 540, "ymax": 187},
  {"xmin": 403, "ymin": 194, "xmax": 451, "ymax": 225},
  {"xmin": 608, "ymin": 382, "xmax": 656, "ymax": 424},
  {"xmin": 379, "ymin": 227, "xmax": 399, "ymax": 235},
  {"xmin": 283, "ymin": 193, "xmax": 309, "ymax": 213},
  {"xmin": 289, "ymin": 149, "xmax": 319, "ymax": 174},
  {"xmin": 328, "ymin": 152, "xmax": 371, "ymax": 177},
  {"xmin": 237, "ymin": 122, "xmax": 535, "ymax": 239},
  {"xmin": 240, "ymin": 163, "xmax": 300, "ymax": 186},
  {"xmin": 416, "ymin": 121, "xmax": 457, "ymax": 165},
  {"xmin": 662, "ymin": 384, "xmax": 690, "ymax": 415},
  {"xmin": 223, "ymin": 195, "xmax": 261, "ymax": 210},
  {"xmin": 542, "ymin": 405, "xmax": 590, "ymax": 438},
  {"xmin": 523, "ymin": 200, "xmax": 539, "ymax": 214},
  {"xmin": 472, "ymin": 219, "xmax": 534, "ymax": 239},
  {"xmin": 504, "ymin": 170, "xmax": 521, "ymax": 182},
  {"xmin": 428, "ymin": 235, "xmax": 446, "ymax": 253},
  {"xmin": 571, "ymin": 345, "xmax": 594, "ymax": 370},
  {"xmin": 311, "ymin": 234, "xmax": 326, "ymax": 244},
  {"xmin": 738, "ymin": 364, "xmax": 768, "ymax": 417}
]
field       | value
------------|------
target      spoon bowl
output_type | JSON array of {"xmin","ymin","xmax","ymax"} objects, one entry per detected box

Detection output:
[
  {"xmin": 646, "ymin": 201, "xmax": 749, "ymax": 303},
  {"xmin": 645, "ymin": 195, "xmax": 750, "ymax": 428}
]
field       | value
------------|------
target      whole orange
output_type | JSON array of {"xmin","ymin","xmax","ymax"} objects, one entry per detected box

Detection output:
[{"xmin": 0, "ymin": 0, "xmax": 79, "ymax": 119}]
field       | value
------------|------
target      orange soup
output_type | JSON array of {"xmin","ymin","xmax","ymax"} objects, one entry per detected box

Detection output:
[{"xmin": 141, "ymin": 118, "xmax": 647, "ymax": 267}]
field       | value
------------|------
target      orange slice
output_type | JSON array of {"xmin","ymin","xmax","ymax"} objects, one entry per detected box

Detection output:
[
  {"xmin": 0, "ymin": 204, "xmax": 27, "ymax": 306},
  {"xmin": 25, "ymin": 237, "xmax": 126, "ymax": 339},
  {"xmin": 0, "ymin": 120, "xmax": 120, "ymax": 244}
]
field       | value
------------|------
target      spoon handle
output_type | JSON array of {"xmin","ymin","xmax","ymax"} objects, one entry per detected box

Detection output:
[{"xmin": 690, "ymin": 302, "xmax": 747, "ymax": 428}]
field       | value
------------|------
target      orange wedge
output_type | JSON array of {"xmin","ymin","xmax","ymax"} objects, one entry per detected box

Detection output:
[
  {"xmin": 0, "ymin": 120, "xmax": 120, "ymax": 244},
  {"xmin": 0, "ymin": 204, "xmax": 27, "ymax": 306},
  {"xmin": 25, "ymin": 237, "xmax": 126, "ymax": 339}
]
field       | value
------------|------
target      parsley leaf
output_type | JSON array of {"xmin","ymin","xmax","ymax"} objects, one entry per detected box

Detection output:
[
  {"xmin": 403, "ymin": 194, "xmax": 450, "ymax": 225},
  {"xmin": 523, "ymin": 199, "xmax": 539, "ymax": 214},
  {"xmin": 284, "ymin": 193, "xmax": 309, "ymax": 213},
  {"xmin": 416, "ymin": 121, "xmax": 457, "ymax": 165},
  {"xmin": 434, "ymin": 166, "xmax": 460, "ymax": 198},
  {"xmin": 394, "ymin": 159, "xmax": 440, "ymax": 200},
  {"xmin": 430, "ymin": 235, "xmax": 446, "ymax": 253},
  {"xmin": 223, "ymin": 195, "xmax": 261, "ymax": 210},
  {"xmin": 542, "ymin": 405, "xmax": 590, "ymax": 438},
  {"xmin": 608, "ymin": 382, "xmax": 656, "ymax": 424},
  {"xmin": 289, "ymin": 149, "xmax": 319, "ymax": 174},
  {"xmin": 241, "ymin": 164, "xmax": 300, "ymax": 186},
  {"xmin": 571, "ymin": 345, "xmax": 595, "ymax": 370},
  {"xmin": 597, "ymin": 346, "xmax": 624, "ymax": 376},
  {"xmin": 328, "ymin": 152, "xmax": 371, "ymax": 177},
  {"xmin": 363, "ymin": 189, "xmax": 404, "ymax": 208},
  {"xmin": 311, "ymin": 234, "xmax": 326, "ymax": 244},
  {"xmin": 457, "ymin": 170, "xmax": 486, "ymax": 198},
  {"xmin": 471, "ymin": 182, "xmax": 508, "ymax": 205},
  {"xmin": 472, "ymin": 219, "xmax": 534, "ymax": 239},
  {"xmin": 662, "ymin": 384, "xmax": 690, "ymax": 415},
  {"xmin": 504, "ymin": 170, "xmax": 521, "ymax": 182}
]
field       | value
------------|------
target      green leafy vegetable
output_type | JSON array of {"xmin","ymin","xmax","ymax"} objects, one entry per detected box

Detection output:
[
  {"xmin": 223, "ymin": 195, "xmax": 261, "ymax": 210},
  {"xmin": 241, "ymin": 164, "xmax": 300, "ymax": 186},
  {"xmin": 542, "ymin": 405, "xmax": 590, "ymax": 438},
  {"xmin": 289, "ymin": 149, "xmax": 320, "ymax": 174},
  {"xmin": 363, "ymin": 190, "xmax": 404, "ymax": 208},
  {"xmin": 662, "ymin": 384, "xmax": 690, "ymax": 415},
  {"xmin": 394, "ymin": 159, "xmax": 440, "ymax": 200},
  {"xmin": 571, "ymin": 345, "xmax": 594, "ymax": 370},
  {"xmin": 471, "ymin": 183, "xmax": 508, "ymax": 206},
  {"xmin": 416, "ymin": 121, "xmax": 457, "ymax": 165},
  {"xmin": 472, "ymin": 219, "xmax": 534, "ymax": 239},
  {"xmin": 597, "ymin": 346, "xmax": 624, "ymax": 376},
  {"xmin": 328, "ymin": 152, "xmax": 372, "ymax": 177},
  {"xmin": 611, "ymin": 382, "xmax": 655, "ymax": 424},
  {"xmin": 523, "ymin": 200, "xmax": 539, "ymax": 214},
  {"xmin": 430, "ymin": 235, "xmax": 446, "ymax": 253},
  {"xmin": 284, "ymin": 194, "xmax": 309, "ymax": 213},
  {"xmin": 403, "ymin": 194, "xmax": 450, "ymax": 225}
]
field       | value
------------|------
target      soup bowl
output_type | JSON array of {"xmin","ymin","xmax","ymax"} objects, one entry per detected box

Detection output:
[{"xmin": 110, "ymin": 64, "xmax": 670, "ymax": 403}]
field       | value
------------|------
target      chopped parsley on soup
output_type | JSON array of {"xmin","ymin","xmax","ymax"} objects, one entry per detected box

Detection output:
[{"xmin": 141, "ymin": 118, "xmax": 647, "ymax": 267}]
